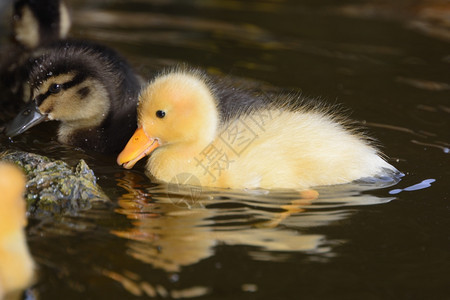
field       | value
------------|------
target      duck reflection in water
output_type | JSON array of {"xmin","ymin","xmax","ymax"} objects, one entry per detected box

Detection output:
[{"xmin": 112, "ymin": 172, "xmax": 397, "ymax": 272}]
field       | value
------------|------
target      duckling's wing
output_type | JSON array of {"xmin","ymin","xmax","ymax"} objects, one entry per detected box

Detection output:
[{"xmin": 209, "ymin": 74, "xmax": 274, "ymax": 124}]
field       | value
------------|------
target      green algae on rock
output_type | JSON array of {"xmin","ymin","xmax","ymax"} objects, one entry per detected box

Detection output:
[{"xmin": 0, "ymin": 150, "xmax": 109, "ymax": 216}]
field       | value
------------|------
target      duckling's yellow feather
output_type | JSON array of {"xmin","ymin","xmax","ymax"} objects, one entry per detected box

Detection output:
[{"xmin": 0, "ymin": 163, "xmax": 34, "ymax": 297}]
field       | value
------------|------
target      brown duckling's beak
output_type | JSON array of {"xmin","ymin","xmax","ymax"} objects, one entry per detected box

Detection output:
[
  {"xmin": 6, "ymin": 101, "xmax": 47, "ymax": 137},
  {"xmin": 117, "ymin": 127, "xmax": 160, "ymax": 169}
]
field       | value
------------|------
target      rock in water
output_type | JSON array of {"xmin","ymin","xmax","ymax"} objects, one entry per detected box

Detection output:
[{"xmin": 0, "ymin": 150, "xmax": 109, "ymax": 216}]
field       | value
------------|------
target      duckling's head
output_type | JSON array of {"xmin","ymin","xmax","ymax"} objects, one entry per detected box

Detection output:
[
  {"xmin": 118, "ymin": 70, "xmax": 219, "ymax": 169},
  {"xmin": 6, "ymin": 44, "xmax": 112, "ymax": 138},
  {"xmin": 13, "ymin": 0, "xmax": 71, "ymax": 49}
]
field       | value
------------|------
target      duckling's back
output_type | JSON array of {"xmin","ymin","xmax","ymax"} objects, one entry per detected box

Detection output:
[{"xmin": 210, "ymin": 108, "xmax": 398, "ymax": 189}]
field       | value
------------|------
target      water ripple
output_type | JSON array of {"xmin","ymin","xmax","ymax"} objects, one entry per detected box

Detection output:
[{"xmin": 109, "ymin": 172, "xmax": 400, "ymax": 272}]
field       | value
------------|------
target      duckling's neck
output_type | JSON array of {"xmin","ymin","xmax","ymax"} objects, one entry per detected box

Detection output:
[
  {"xmin": 57, "ymin": 118, "xmax": 104, "ymax": 144},
  {"xmin": 148, "ymin": 134, "xmax": 218, "ymax": 183}
]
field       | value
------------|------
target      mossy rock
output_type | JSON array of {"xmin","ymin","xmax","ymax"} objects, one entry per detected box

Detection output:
[{"xmin": 0, "ymin": 150, "xmax": 109, "ymax": 216}]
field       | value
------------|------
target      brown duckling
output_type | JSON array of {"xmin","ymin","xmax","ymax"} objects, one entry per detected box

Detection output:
[{"xmin": 6, "ymin": 40, "xmax": 142, "ymax": 154}]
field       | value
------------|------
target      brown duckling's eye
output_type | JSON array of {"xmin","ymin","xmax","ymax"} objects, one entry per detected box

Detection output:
[
  {"xmin": 49, "ymin": 83, "xmax": 62, "ymax": 94},
  {"xmin": 156, "ymin": 110, "xmax": 166, "ymax": 118}
]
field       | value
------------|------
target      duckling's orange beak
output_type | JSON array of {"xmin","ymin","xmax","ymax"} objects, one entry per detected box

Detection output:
[{"xmin": 117, "ymin": 127, "xmax": 160, "ymax": 169}]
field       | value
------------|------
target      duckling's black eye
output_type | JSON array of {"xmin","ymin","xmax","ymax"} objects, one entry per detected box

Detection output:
[
  {"xmin": 49, "ymin": 83, "xmax": 61, "ymax": 94},
  {"xmin": 156, "ymin": 110, "xmax": 166, "ymax": 118}
]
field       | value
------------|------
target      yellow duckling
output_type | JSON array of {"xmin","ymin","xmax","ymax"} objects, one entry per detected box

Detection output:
[
  {"xmin": 0, "ymin": 163, "xmax": 34, "ymax": 298},
  {"xmin": 117, "ymin": 68, "xmax": 400, "ymax": 189}
]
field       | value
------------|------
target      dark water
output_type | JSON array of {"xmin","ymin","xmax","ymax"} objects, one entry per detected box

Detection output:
[{"xmin": 1, "ymin": 0, "xmax": 449, "ymax": 299}]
